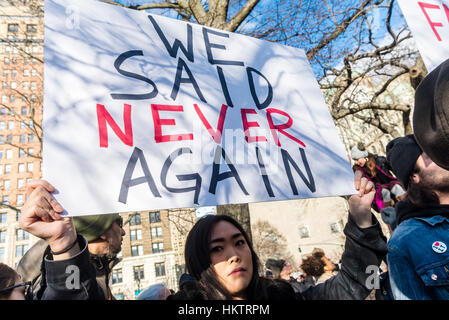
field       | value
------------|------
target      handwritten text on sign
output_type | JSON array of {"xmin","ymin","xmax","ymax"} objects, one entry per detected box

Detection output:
[
  {"xmin": 43, "ymin": 0, "xmax": 355, "ymax": 216},
  {"xmin": 398, "ymin": 0, "xmax": 449, "ymax": 71}
]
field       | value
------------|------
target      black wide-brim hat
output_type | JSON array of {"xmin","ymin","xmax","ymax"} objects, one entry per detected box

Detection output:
[{"xmin": 413, "ymin": 58, "xmax": 449, "ymax": 170}]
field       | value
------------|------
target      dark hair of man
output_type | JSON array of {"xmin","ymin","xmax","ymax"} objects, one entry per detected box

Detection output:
[
  {"xmin": 184, "ymin": 215, "xmax": 294, "ymax": 300},
  {"xmin": 0, "ymin": 263, "xmax": 19, "ymax": 299},
  {"xmin": 300, "ymin": 256, "xmax": 325, "ymax": 278},
  {"xmin": 405, "ymin": 164, "xmax": 439, "ymax": 207}
]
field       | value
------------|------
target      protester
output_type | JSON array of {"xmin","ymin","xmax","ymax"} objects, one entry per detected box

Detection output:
[
  {"xmin": 168, "ymin": 171, "xmax": 387, "ymax": 300},
  {"xmin": 17, "ymin": 180, "xmax": 125, "ymax": 300},
  {"xmin": 300, "ymin": 255, "xmax": 324, "ymax": 285},
  {"xmin": 137, "ymin": 283, "xmax": 171, "ymax": 300},
  {"xmin": 265, "ymin": 258, "xmax": 303, "ymax": 294},
  {"xmin": 351, "ymin": 142, "xmax": 406, "ymax": 211},
  {"xmin": 413, "ymin": 58, "xmax": 449, "ymax": 171},
  {"xmin": 0, "ymin": 263, "xmax": 31, "ymax": 300},
  {"xmin": 385, "ymin": 135, "xmax": 449, "ymax": 299},
  {"xmin": 310, "ymin": 249, "xmax": 338, "ymax": 285},
  {"xmin": 6, "ymin": 180, "xmax": 106, "ymax": 299}
]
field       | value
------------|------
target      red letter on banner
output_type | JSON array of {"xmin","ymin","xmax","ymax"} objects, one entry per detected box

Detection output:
[
  {"xmin": 240, "ymin": 108, "xmax": 268, "ymax": 143},
  {"xmin": 151, "ymin": 104, "xmax": 194, "ymax": 143},
  {"xmin": 266, "ymin": 108, "xmax": 305, "ymax": 148},
  {"xmin": 194, "ymin": 104, "xmax": 228, "ymax": 143},
  {"xmin": 97, "ymin": 103, "xmax": 133, "ymax": 148},
  {"xmin": 418, "ymin": 2, "xmax": 444, "ymax": 41}
]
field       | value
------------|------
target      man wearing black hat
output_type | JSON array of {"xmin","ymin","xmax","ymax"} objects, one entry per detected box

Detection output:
[{"xmin": 385, "ymin": 135, "xmax": 449, "ymax": 300}]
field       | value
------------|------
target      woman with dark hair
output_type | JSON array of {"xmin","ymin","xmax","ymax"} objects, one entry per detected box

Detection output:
[
  {"xmin": 351, "ymin": 142, "xmax": 406, "ymax": 212},
  {"xmin": 0, "ymin": 263, "xmax": 31, "ymax": 300},
  {"xmin": 169, "ymin": 171, "xmax": 388, "ymax": 300}
]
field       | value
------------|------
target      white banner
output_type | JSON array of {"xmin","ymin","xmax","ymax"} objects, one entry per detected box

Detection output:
[
  {"xmin": 398, "ymin": 0, "xmax": 449, "ymax": 71},
  {"xmin": 43, "ymin": 0, "xmax": 356, "ymax": 216}
]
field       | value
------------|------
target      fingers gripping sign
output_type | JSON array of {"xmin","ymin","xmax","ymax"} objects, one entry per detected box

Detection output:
[
  {"xmin": 20, "ymin": 180, "xmax": 78, "ymax": 258},
  {"xmin": 348, "ymin": 170, "xmax": 375, "ymax": 228}
]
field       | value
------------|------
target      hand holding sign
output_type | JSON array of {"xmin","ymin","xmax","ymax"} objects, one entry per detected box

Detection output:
[
  {"xmin": 348, "ymin": 170, "xmax": 375, "ymax": 228},
  {"xmin": 19, "ymin": 180, "xmax": 79, "ymax": 258}
]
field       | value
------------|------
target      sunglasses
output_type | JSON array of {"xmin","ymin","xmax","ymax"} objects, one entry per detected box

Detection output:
[{"xmin": 0, "ymin": 281, "xmax": 33, "ymax": 300}]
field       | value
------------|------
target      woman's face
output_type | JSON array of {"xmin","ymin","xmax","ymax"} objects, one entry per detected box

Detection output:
[
  {"xmin": 209, "ymin": 221, "xmax": 253, "ymax": 299},
  {"xmin": 355, "ymin": 157, "xmax": 367, "ymax": 167}
]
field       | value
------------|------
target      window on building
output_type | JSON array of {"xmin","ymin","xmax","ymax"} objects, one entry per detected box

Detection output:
[
  {"xmin": 31, "ymin": 82, "xmax": 36, "ymax": 90},
  {"xmin": 2, "ymin": 70, "xmax": 9, "ymax": 78},
  {"xmin": 129, "ymin": 213, "xmax": 141, "ymax": 226},
  {"xmin": 6, "ymin": 135, "xmax": 12, "ymax": 143},
  {"xmin": 11, "ymin": 70, "xmax": 17, "ymax": 78},
  {"xmin": 16, "ymin": 194, "xmax": 23, "ymax": 205},
  {"xmin": 2, "ymin": 196, "xmax": 9, "ymax": 205},
  {"xmin": 22, "ymin": 82, "xmax": 29, "ymax": 90},
  {"xmin": 15, "ymin": 245, "xmax": 29, "ymax": 257},
  {"xmin": 18, "ymin": 163, "xmax": 25, "ymax": 173},
  {"xmin": 111, "ymin": 269, "xmax": 123, "ymax": 284},
  {"xmin": 0, "ymin": 122, "xmax": 4, "ymax": 130},
  {"xmin": 299, "ymin": 226, "xmax": 310, "ymax": 239},
  {"xmin": 28, "ymin": 148, "xmax": 34, "ymax": 156},
  {"xmin": 4, "ymin": 58, "xmax": 10, "ymax": 65},
  {"xmin": 19, "ymin": 149, "xmax": 25, "ymax": 158},
  {"xmin": 155, "ymin": 262, "xmax": 165, "ymax": 277},
  {"xmin": 0, "ymin": 150, "xmax": 3, "ymax": 159},
  {"xmin": 0, "ymin": 108, "xmax": 4, "ymax": 115},
  {"xmin": 133, "ymin": 265, "xmax": 145, "ymax": 281},
  {"xmin": 23, "ymin": 69, "xmax": 30, "ymax": 77},
  {"xmin": 8, "ymin": 24, "xmax": 19, "ymax": 33},
  {"xmin": 31, "ymin": 69, "xmax": 37, "ymax": 77},
  {"xmin": 26, "ymin": 24, "xmax": 37, "ymax": 33},
  {"xmin": 0, "ymin": 136, "xmax": 3, "ymax": 144},
  {"xmin": 16, "ymin": 229, "xmax": 29, "ymax": 241},
  {"xmin": 9, "ymin": 95, "xmax": 15, "ymax": 103},
  {"xmin": 152, "ymin": 242, "xmax": 164, "ymax": 254},
  {"xmin": 0, "ymin": 248, "xmax": 4, "ymax": 261},
  {"xmin": 330, "ymin": 222, "xmax": 341, "ymax": 233},
  {"xmin": 29, "ymin": 120, "xmax": 34, "ymax": 129},
  {"xmin": 16, "ymin": 211, "xmax": 20, "ymax": 221},
  {"xmin": 151, "ymin": 227, "xmax": 163, "ymax": 238},
  {"xmin": 149, "ymin": 211, "xmax": 161, "ymax": 223},
  {"xmin": 27, "ymin": 162, "xmax": 33, "ymax": 172},
  {"xmin": 4, "ymin": 180, "xmax": 10, "ymax": 190},
  {"xmin": 1, "ymin": 96, "xmax": 6, "ymax": 104},
  {"xmin": 28, "ymin": 134, "xmax": 34, "ymax": 143},
  {"xmin": 6, "ymin": 150, "xmax": 12, "ymax": 159},
  {"xmin": 131, "ymin": 245, "xmax": 143, "ymax": 257},
  {"xmin": 0, "ymin": 230, "xmax": 6, "ymax": 243},
  {"xmin": 19, "ymin": 135, "xmax": 25, "ymax": 143},
  {"xmin": 2, "ymin": 82, "xmax": 6, "ymax": 90},
  {"xmin": 21, "ymin": 107, "xmax": 27, "ymax": 115},
  {"xmin": 5, "ymin": 165, "xmax": 11, "ymax": 174},
  {"xmin": 0, "ymin": 213, "xmax": 7, "ymax": 224},
  {"xmin": 130, "ymin": 229, "xmax": 142, "ymax": 241},
  {"xmin": 17, "ymin": 179, "xmax": 24, "ymax": 189},
  {"xmin": 7, "ymin": 121, "xmax": 14, "ymax": 130},
  {"xmin": 10, "ymin": 82, "xmax": 17, "ymax": 89}
]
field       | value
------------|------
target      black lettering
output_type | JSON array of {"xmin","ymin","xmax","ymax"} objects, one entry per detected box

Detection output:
[
  {"xmin": 217, "ymin": 66, "xmax": 234, "ymax": 107},
  {"xmin": 119, "ymin": 147, "xmax": 161, "ymax": 203},
  {"xmin": 247, "ymin": 67, "xmax": 273, "ymax": 110},
  {"xmin": 171, "ymin": 57, "xmax": 207, "ymax": 103},
  {"xmin": 110, "ymin": 50, "xmax": 158, "ymax": 100},
  {"xmin": 209, "ymin": 145, "xmax": 249, "ymax": 195},
  {"xmin": 160, "ymin": 148, "xmax": 202, "ymax": 205},
  {"xmin": 255, "ymin": 147, "xmax": 274, "ymax": 197},
  {"xmin": 202, "ymin": 27, "xmax": 244, "ymax": 66},
  {"xmin": 148, "ymin": 15, "xmax": 194, "ymax": 63},
  {"xmin": 281, "ymin": 148, "xmax": 315, "ymax": 194}
]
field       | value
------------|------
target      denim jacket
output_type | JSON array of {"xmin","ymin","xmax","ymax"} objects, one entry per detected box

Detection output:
[{"xmin": 388, "ymin": 214, "xmax": 449, "ymax": 300}]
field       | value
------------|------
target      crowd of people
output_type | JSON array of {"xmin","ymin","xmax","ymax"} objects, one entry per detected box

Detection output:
[{"xmin": 1, "ymin": 59, "xmax": 448, "ymax": 301}]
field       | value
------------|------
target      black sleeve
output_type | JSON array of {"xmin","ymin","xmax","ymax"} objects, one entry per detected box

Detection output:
[
  {"xmin": 302, "ymin": 214, "xmax": 387, "ymax": 300},
  {"xmin": 375, "ymin": 155, "xmax": 394, "ymax": 175},
  {"xmin": 40, "ymin": 235, "xmax": 105, "ymax": 300}
]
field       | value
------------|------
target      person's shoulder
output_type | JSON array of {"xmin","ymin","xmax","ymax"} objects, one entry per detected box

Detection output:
[{"xmin": 388, "ymin": 218, "xmax": 430, "ymax": 252}]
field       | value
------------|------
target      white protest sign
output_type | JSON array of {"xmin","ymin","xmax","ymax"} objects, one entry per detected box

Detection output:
[
  {"xmin": 398, "ymin": 0, "xmax": 449, "ymax": 72},
  {"xmin": 43, "ymin": 0, "xmax": 356, "ymax": 216}
]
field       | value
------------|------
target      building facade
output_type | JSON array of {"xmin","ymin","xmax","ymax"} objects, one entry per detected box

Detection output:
[{"xmin": 0, "ymin": 0, "xmax": 44, "ymax": 268}]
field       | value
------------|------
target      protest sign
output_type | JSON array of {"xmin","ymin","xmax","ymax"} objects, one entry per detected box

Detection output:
[
  {"xmin": 398, "ymin": 0, "xmax": 449, "ymax": 72},
  {"xmin": 43, "ymin": 0, "xmax": 356, "ymax": 216}
]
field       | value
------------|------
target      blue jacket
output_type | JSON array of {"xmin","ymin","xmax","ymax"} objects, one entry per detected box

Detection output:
[{"xmin": 387, "ymin": 202, "xmax": 449, "ymax": 300}]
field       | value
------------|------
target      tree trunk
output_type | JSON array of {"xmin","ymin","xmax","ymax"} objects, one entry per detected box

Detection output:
[
  {"xmin": 216, "ymin": 203, "xmax": 252, "ymax": 242},
  {"xmin": 409, "ymin": 55, "xmax": 428, "ymax": 90}
]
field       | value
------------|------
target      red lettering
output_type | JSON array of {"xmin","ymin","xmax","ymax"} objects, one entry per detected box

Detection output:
[
  {"xmin": 194, "ymin": 104, "xmax": 229, "ymax": 143},
  {"xmin": 266, "ymin": 108, "xmax": 306, "ymax": 148},
  {"xmin": 419, "ymin": 2, "xmax": 444, "ymax": 41},
  {"xmin": 240, "ymin": 108, "xmax": 268, "ymax": 143},
  {"xmin": 443, "ymin": 3, "xmax": 449, "ymax": 22},
  {"xmin": 151, "ymin": 104, "xmax": 194, "ymax": 143},
  {"xmin": 97, "ymin": 103, "xmax": 133, "ymax": 148}
]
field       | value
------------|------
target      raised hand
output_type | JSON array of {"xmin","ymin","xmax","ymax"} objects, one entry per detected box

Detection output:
[
  {"xmin": 348, "ymin": 170, "xmax": 375, "ymax": 228},
  {"xmin": 19, "ymin": 180, "xmax": 77, "ymax": 256}
]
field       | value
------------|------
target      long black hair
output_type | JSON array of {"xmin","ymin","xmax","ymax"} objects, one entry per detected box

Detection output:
[{"xmin": 184, "ymin": 215, "xmax": 296, "ymax": 300}]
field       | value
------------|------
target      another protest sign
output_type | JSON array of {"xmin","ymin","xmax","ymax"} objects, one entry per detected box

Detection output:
[
  {"xmin": 43, "ymin": 0, "xmax": 356, "ymax": 216},
  {"xmin": 398, "ymin": 0, "xmax": 449, "ymax": 72}
]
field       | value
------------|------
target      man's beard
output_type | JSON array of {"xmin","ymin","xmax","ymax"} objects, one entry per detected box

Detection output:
[{"xmin": 419, "ymin": 169, "xmax": 449, "ymax": 194}]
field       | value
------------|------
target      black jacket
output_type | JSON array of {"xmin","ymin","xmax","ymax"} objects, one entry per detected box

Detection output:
[{"xmin": 169, "ymin": 213, "xmax": 387, "ymax": 300}]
